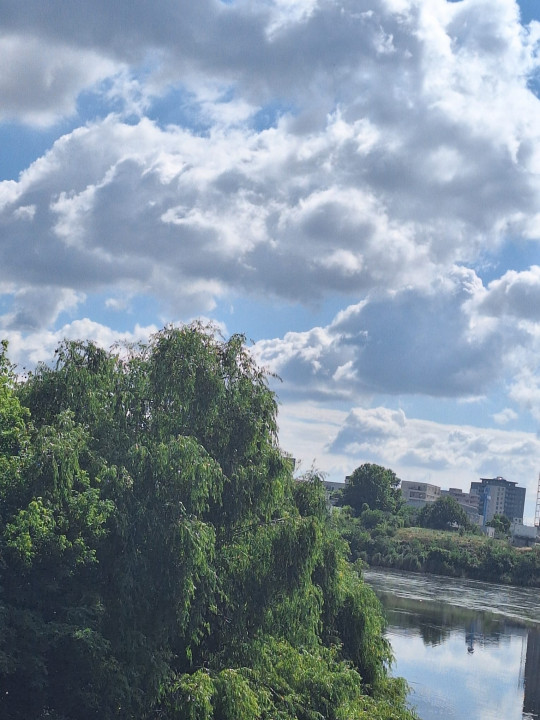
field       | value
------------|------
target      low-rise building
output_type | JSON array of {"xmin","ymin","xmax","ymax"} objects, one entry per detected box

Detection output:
[
  {"xmin": 510, "ymin": 521, "xmax": 538, "ymax": 547},
  {"xmin": 441, "ymin": 488, "xmax": 483, "ymax": 525},
  {"xmin": 401, "ymin": 480, "xmax": 441, "ymax": 509},
  {"xmin": 322, "ymin": 480, "xmax": 346, "ymax": 506}
]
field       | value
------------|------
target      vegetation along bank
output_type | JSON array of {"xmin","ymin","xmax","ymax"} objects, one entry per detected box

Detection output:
[{"xmin": 333, "ymin": 463, "xmax": 540, "ymax": 587}]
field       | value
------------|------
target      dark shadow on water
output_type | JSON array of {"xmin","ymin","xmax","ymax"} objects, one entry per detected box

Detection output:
[{"xmin": 524, "ymin": 630, "xmax": 540, "ymax": 718}]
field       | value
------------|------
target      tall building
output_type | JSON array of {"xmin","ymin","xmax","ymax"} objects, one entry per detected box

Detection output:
[{"xmin": 470, "ymin": 476, "xmax": 526, "ymax": 524}]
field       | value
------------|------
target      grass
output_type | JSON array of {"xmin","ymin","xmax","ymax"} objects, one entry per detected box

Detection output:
[{"xmin": 396, "ymin": 526, "xmax": 499, "ymax": 548}]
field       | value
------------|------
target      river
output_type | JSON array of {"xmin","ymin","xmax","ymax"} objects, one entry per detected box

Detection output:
[{"xmin": 364, "ymin": 568, "xmax": 540, "ymax": 720}]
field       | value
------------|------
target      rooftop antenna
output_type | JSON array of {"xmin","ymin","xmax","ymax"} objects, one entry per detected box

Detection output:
[{"xmin": 535, "ymin": 473, "xmax": 540, "ymax": 528}]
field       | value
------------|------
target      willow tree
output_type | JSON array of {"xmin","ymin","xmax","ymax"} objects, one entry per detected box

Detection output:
[{"xmin": 1, "ymin": 326, "xmax": 416, "ymax": 720}]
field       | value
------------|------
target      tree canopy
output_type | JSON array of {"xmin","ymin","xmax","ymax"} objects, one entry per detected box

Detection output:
[
  {"xmin": 487, "ymin": 513, "xmax": 511, "ymax": 535},
  {"xmin": 417, "ymin": 495, "xmax": 470, "ymax": 530},
  {"xmin": 337, "ymin": 463, "xmax": 402, "ymax": 515},
  {"xmin": 0, "ymin": 326, "xmax": 416, "ymax": 720}
]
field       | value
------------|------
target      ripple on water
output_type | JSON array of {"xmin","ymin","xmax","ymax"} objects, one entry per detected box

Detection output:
[
  {"xmin": 364, "ymin": 568, "xmax": 540, "ymax": 627},
  {"xmin": 364, "ymin": 568, "xmax": 540, "ymax": 720}
]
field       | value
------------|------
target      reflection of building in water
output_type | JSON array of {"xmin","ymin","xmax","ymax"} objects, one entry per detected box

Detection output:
[
  {"xmin": 465, "ymin": 619, "xmax": 481, "ymax": 653},
  {"xmin": 523, "ymin": 629, "xmax": 540, "ymax": 717},
  {"xmin": 462, "ymin": 617, "xmax": 508, "ymax": 651}
]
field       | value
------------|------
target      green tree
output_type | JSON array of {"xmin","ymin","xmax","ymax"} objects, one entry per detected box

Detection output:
[
  {"xmin": 338, "ymin": 463, "xmax": 402, "ymax": 515},
  {"xmin": 0, "ymin": 409, "xmax": 117, "ymax": 718},
  {"xmin": 487, "ymin": 513, "xmax": 511, "ymax": 535},
  {"xmin": 418, "ymin": 496, "xmax": 469, "ymax": 530},
  {"xmin": 0, "ymin": 328, "xmax": 417, "ymax": 720}
]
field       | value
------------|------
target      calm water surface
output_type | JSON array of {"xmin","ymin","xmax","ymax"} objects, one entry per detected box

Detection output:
[{"xmin": 364, "ymin": 568, "xmax": 540, "ymax": 720}]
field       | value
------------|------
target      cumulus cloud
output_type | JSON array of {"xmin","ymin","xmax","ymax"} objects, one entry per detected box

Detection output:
[
  {"xmin": 2, "ymin": 0, "xmax": 540, "ymax": 504},
  {"xmin": 328, "ymin": 407, "xmax": 407, "ymax": 453},
  {"xmin": 2, "ymin": 318, "xmax": 158, "ymax": 369},
  {"xmin": 0, "ymin": 35, "xmax": 118, "ymax": 125},
  {"xmin": 0, "ymin": 112, "xmax": 437, "ymax": 323},
  {"xmin": 0, "ymin": 287, "xmax": 84, "ymax": 331},
  {"xmin": 492, "ymin": 407, "xmax": 519, "ymax": 425},
  {"xmin": 274, "ymin": 399, "xmax": 540, "ymax": 518},
  {"xmin": 0, "ymin": 0, "xmax": 539, "ymax": 335},
  {"xmin": 255, "ymin": 267, "xmax": 527, "ymax": 399},
  {"xmin": 479, "ymin": 266, "xmax": 540, "ymax": 320},
  {"xmin": 508, "ymin": 368, "xmax": 540, "ymax": 424}
]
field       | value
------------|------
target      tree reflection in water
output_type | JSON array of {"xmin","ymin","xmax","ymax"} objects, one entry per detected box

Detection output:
[{"xmin": 366, "ymin": 569, "xmax": 540, "ymax": 720}]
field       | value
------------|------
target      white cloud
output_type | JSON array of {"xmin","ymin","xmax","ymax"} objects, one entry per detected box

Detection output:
[
  {"xmin": 1, "ymin": 0, "xmax": 540, "ymax": 497},
  {"xmin": 508, "ymin": 369, "xmax": 540, "ymax": 424},
  {"xmin": 105, "ymin": 296, "xmax": 132, "ymax": 312},
  {"xmin": 2, "ymin": 319, "xmax": 158, "ymax": 368},
  {"xmin": 0, "ymin": 287, "xmax": 84, "ymax": 331},
  {"xmin": 255, "ymin": 268, "xmax": 522, "ymax": 400},
  {"xmin": 0, "ymin": 34, "xmax": 118, "ymax": 126},
  {"xmin": 12, "ymin": 205, "xmax": 36, "ymax": 221},
  {"xmin": 0, "ymin": 0, "xmax": 539, "ymax": 331},
  {"xmin": 492, "ymin": 408, "xmax": 518, "ymax": 425},
  {"xmin": 479, "ymin": 266, "xmax": 540, "ymax": 320},
  {"xmin": 328, "ymin": 406, "xmax": 407, "ymax": 451},
  {"xmin": 277, "ymin": 400, "xmax": 540, "ymax": 520}
]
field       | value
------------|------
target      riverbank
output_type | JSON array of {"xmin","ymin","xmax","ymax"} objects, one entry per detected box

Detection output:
[{"xmin": 353, "ymin": 526, "xmax": 540, "ymax": 586}]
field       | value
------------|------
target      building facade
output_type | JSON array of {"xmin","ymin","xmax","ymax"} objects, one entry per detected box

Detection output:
[
  {"xmin": 322, "ymin": 479, "xmax": 346, "ymax": 507},
  {"xmin": 441, "ymin": 488, "xmax": 483, "ymax": 525},
  {"xmin": 401, "ymin": 480, "xmax": 441, "ymax": 509},
  {"xmin": 470, "ymin": 476, "xmax": 526, "ymax": 524}
]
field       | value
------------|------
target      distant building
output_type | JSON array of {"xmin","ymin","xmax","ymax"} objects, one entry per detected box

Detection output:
[
  {"xmin": 470, "ymin": 476, "xmax": 526, "ymax": 525},
  {"xmin": 510, "ymin": 521, "xmax": 538, "ymax": 547},
  {"xmin": 401, "ymin": 480, "xmax": 441, "ymax": 509},
  {"xmin": 441, "ymin": 488, "xmax": 483, "ymax": 525},
  {"xmin": 323, "ymin": 480, "xmax": 346, "ymax": 506},
  {"xmin": 294, "ymin": 477, "xmax": 346, "ymax": 508}
]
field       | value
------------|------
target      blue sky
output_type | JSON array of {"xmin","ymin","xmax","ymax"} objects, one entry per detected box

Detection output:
[{"xmin": 2, "ymin": 0, "xmax": 540, "ymax": 519}]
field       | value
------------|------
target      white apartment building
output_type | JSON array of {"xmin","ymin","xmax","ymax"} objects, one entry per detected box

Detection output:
[{"xmin": 401, "ymin": 480, "xmax": 441, "ymax": 508}]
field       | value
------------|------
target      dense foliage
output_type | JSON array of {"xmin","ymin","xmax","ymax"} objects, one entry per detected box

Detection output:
[
  {"xmin": 487, "ymin": 513, "xmax": 511, "ymax": 535},
  {"xmin": 337, "ymin": 509, "xmax": 540, "ymax": 586},
  {"xmin": 337, "ymin": 464, "xmax": 402, "ymax": 515},
  {"xmin": 0, "ymin": 328, "xmax": 416, "ymax": 720},
  {"xmin": 333, "ymin": 462, "xmax": 540, "ymax": 586},
  {"xmin": 416, "ymin": 496, "xmax": 470, "ymax": 530}
]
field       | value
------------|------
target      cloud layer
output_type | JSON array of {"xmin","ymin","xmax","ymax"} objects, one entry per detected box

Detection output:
[
  {"xmin": 2, "ymin": 0, "xmax": 540, "ymax": 509},
  {"xmin": 2, "ymin": 0, "xmax": 540, "ymax": 323},
  {"xmin": 254, "ymin": 266, "xmax": 538, "ymax": 400}
]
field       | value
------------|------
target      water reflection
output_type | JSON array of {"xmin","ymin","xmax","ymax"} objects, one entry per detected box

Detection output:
[{"xmin": 364, "ymin": 569, "xmax": 540, "ymax": 720}]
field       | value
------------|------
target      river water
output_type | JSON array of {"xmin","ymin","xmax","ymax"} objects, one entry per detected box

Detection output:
[{"xmin": 364, "ymin": 568, "xmax": 540, "ymax": 720}]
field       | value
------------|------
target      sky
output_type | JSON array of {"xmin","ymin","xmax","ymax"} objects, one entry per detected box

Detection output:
[{"xmin": 2, "ymin": 0, "xmax": 540, "ymax": 520}]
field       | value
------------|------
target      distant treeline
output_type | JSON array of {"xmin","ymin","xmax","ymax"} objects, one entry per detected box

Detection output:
[
  {"xmin": 332, "ymin": 467, "xmax": 540, "ymax": 587},
  {"xmin": 344, "ymin": 520, "xmax": 540, "ymax": 586}
]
